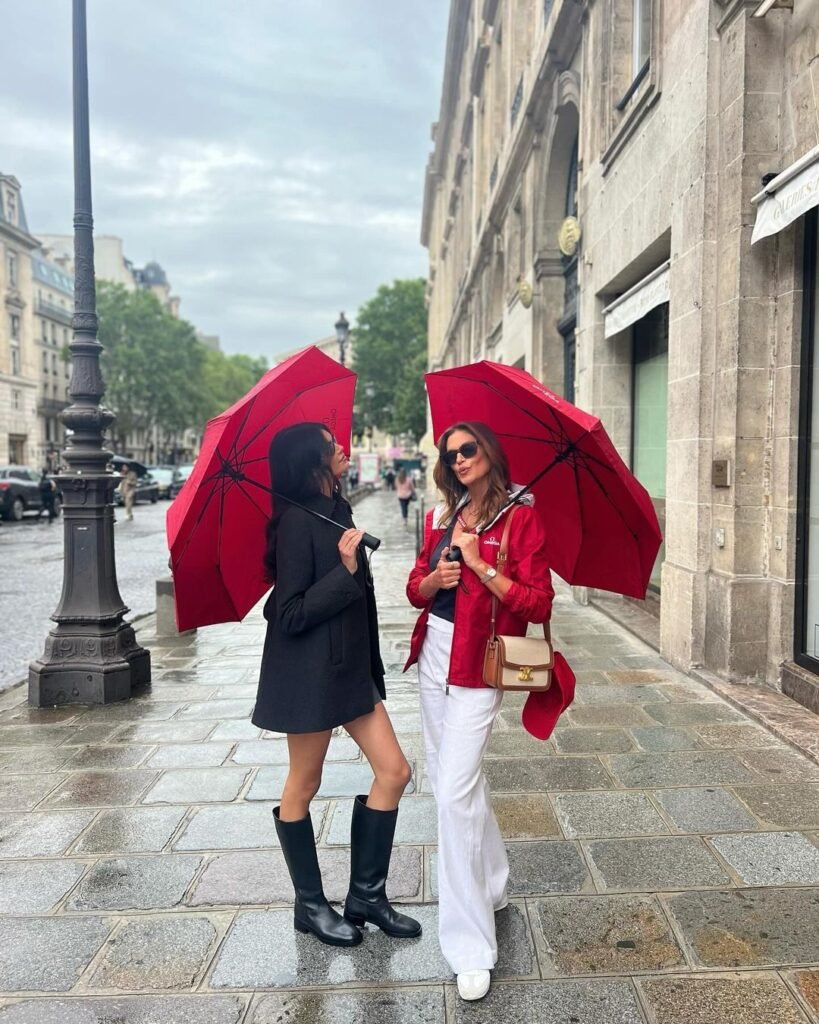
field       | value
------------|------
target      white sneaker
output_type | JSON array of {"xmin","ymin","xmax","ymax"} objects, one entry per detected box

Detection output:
[{"xmin": 457, "ymin": 970, "xmax": 491, "ymax": 1001}]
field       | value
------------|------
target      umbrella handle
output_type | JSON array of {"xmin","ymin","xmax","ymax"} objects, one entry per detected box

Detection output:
[
  {"xmin": 445, "ymin": 545, "xmax": 462, "ymax": 563},
  {"xmin": 361, "ymin": 532, "xmax": 381, "ymax": 552}
]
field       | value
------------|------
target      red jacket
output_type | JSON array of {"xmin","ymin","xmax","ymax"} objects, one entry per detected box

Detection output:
[{"xmin": 404, "ymin": 502, "xmax": 554, "ymax": 688}]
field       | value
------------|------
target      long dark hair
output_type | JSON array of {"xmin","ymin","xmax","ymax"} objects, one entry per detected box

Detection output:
[
  {"xmin": 263, "ymin": 422, "xmax": 338, "ymax": 581},
  {"xmin": 433, "ymin": 421, "xmax": 511, "ymax": 528}
]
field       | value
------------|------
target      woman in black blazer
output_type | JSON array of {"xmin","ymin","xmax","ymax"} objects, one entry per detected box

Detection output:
[{"xmin": 253, "ymin": 422, "xmax": 420, "ymax": 947}]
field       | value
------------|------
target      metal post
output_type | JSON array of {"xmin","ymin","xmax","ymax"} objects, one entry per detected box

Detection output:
[{"xmin": 29, "ymin": 0, "xmax": 150, "ymax": 705}]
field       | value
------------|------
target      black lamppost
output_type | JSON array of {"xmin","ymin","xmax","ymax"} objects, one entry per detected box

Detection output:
[
  {"xmin": 29, "ymin": 0, "xmax": 150, "ymax": 705},
  {"xmin": 335, "ymin": 311, "xmax": 350, "ymax": 366}
]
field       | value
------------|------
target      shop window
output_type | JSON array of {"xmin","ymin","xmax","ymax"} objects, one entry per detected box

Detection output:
[
  {"xmin": 631, "ymin": 303, "xmax": 668, "ymax": 591},
  {"xmin": 797, "ymin": 211, "xmax": 819, "ymax": 668}
]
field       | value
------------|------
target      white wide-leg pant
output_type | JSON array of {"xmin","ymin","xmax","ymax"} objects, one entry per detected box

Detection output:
[{"xmin": 418, "ymin": 615, "xmax": 507, "ymax": 973}]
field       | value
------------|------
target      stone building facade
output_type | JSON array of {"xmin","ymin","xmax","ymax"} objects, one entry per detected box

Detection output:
[
  {"xmin": 422, "ymin": 0, "xmax": 819, "ymax": 711},
  {"xmin": 31, "ymin": 252, "xmax": 73, "ymax": 469},
  {"xmin": 0, "ymin": 174, "xmax": 39, "ymax": 466}
]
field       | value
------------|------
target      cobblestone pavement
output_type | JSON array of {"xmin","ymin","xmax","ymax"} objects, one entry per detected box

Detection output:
[
  {"xmin": 0, "ymin": 501, "xmax": 172, "ymax": 692},
  {"xmin": 0, "ymin": 488, "xmax": 818, "ymax": 1023}
]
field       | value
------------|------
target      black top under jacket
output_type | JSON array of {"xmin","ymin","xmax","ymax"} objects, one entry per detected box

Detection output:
[{"xmin": 252, "ymin": 492, "xmax": 386, "ymax": 734}]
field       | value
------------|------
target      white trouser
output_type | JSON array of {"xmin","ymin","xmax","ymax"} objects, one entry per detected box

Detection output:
[{"xmin": 418, "ymin": 615, "xmax": 507, "ymax": 973}]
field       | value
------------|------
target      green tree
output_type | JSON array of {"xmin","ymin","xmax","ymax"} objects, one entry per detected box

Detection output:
[
  {"xmin": 351, "ymin": 278, "xmax": 427, "ymax": 441},
  {"xmin": 96, "ymin": 282, "xmax": 206, "ymax": 452},
  {"xmin": 200, "ymin": 349, "xmax": 268, "ymax": 421}
]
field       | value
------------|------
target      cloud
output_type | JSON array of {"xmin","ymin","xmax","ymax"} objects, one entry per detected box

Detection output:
[{"xmin": 2, "ymin": 0, "xmax": 446, "ymax": 359}]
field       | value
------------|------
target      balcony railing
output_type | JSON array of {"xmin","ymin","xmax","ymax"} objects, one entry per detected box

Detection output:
[{"xmin": 36, "ymin": 297, "xmax": 72, "ymax": 326}]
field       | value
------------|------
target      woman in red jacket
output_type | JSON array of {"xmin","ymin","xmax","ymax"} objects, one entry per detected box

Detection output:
[{"xmin": 405, "ymin": 421, "xmax": 553, "ymax": 1002}]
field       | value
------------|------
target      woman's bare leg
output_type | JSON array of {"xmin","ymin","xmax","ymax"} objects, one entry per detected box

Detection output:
[
  {"xmin": 279, "ymin": 729, "xmax": 333, "ymax": 821},
  {"xmin": 344, "ymin": 704, "xmax": 412, "ymax": 810}
]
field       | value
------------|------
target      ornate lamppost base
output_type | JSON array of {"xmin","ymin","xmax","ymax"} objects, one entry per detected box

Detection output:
[{"xmin": 29, "ymin": 623, "xmax": 151, "ymax": 706}]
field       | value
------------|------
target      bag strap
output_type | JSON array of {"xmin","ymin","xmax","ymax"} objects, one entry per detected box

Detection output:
[{"xmin": 489, "ymin": 505, "xmax": 552, "ymax": 644}]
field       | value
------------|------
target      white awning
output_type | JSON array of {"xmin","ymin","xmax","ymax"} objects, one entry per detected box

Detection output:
[
  {"xmin": 752, "ymin": 144, "xmax": 819, "ymax": 244},
  {"xmin": 603, "ymin": 260, "xmax": 670, "ymax": 339}
]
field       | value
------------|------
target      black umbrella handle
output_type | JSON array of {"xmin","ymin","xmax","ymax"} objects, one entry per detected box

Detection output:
[{"xmin": 361, "ymin": 532, "xmax": 381, "ymax": 552}]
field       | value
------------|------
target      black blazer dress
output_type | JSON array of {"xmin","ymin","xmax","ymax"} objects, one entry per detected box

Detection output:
[{"xmin": 252, "ymin": 493, "xmax": 386, "ymax": 734}]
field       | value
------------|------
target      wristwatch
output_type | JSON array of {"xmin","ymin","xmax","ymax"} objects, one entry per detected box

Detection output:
[{"xmin": 479, "ymin": 567, "xmax": 497, "ymax": 584}]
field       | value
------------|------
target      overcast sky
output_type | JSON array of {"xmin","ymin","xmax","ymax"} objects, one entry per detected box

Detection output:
[{"xmin": 2, "ymin": 1, "xmax": 447, "ymax": 359}]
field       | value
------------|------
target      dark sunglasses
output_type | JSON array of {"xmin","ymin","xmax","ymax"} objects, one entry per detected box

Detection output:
[{"xmin": 441, "ymin": 440, "xmax": 479, "ymax": 466}]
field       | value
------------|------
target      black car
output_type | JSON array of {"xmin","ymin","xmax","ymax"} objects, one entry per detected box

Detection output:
[
  {"xmin": 169, "ymin": 463, "xmax": 196, "ymax": 499},
  {"xmin": 147, "ymin": 465, "xmax": 175, "ymax": 499},
  {"xmin": 0, "ymin": 466, "xmax": 62, "ymax": 521}
]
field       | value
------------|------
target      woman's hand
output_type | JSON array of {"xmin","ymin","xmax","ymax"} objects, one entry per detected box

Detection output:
[
  {"xmin": 454, "ymin": 531, "xmax": 481, "ymax": 570},
  {"xmin": 338, "ymin": 528, "xmax": 364, "ymax": 574},
  {"xmin": 431, "ymin": 547, "xmax": 461, "ymax": 590}
]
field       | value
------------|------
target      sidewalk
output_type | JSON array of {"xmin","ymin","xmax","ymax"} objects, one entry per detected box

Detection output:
[{"xmin": 0, "ymin": 487, "xmax": 818, "ymax": 1023}]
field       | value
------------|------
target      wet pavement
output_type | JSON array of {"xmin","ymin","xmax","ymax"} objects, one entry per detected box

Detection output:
[
  {"xmin": 0, "ymin": 500, "xmax": 172, "ymax": 692},
  {"xmin": 0, "ymin": 488, "xmax": 818, "ymax": 1022}
]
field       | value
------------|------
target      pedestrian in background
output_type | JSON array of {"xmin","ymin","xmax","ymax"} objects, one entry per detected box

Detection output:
[
  {"xmin": 118, "ymin": 465, "xmax": 137, "ymax": 521},
  {"xmin": 395, "ymin": 467, "xmax": 416, "ymax": 529},
  {"xmin": 253, "ymin": 422, "xmax": 420, "ymax": 948},
  {"xmin": 405, "ymin": 421, "xmax": 553, "ymax": 1002},
  {"xmin": 384, "ymin": 466, "xmax": 396, "ymax": 491},
  {"xmin": 37, "ymin": 470, "xmax": 56, "ymax": 524}
]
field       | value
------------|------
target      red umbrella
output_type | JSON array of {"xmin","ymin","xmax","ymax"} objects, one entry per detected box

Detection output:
[
  {"xmin": 167, "ymin": 346, "xmax": 356, "ymax": 631},
  {"xmin": 425, "ymin": 360, "xmax": 662, "ymax": 599}
]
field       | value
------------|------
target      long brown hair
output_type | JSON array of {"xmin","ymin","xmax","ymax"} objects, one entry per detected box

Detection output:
[{"xmin": 433, "ymin": 421, "xmax": 510, "ymax": 528}]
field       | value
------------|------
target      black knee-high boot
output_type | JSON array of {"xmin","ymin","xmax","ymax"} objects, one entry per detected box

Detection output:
[
  {"xmin": 343, "ymin": 795, "xmax": 422, "ymax": 938},
  {"xmin": 273, "ymin": 807, "xmax": 362, "ymax": 947}
]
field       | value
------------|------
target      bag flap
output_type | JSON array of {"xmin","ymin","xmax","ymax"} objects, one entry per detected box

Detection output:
[{"xmin": 496, "ymin": 635, "xmax": 554, "ymax": 670}]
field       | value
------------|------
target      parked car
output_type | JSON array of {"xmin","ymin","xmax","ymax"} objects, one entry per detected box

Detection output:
[
  {"xmin": 170, "ymin": 463, "xmax": 196, "ymax": 499},
  {"xmin": 147, "ymin": 465, "xmax": 175, "ymax": 500},
  {"xmin": 0, "ymin": 466, "xmax": 62, "ymax": 521},
  {"xmin": 110, "ymin": 457, "xmax": 160, "ymax": 506}
]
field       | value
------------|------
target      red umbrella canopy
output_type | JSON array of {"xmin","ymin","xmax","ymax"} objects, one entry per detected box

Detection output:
[
  {"xmin": 167, "ymin": 346, "xmax": 356, "ymax": 631},
  {"xmin": 425, "ymin": 361, "xmax": 662, "ymax": 599}
]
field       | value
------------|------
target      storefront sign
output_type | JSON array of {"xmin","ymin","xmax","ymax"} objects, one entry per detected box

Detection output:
[
  {"xmin": 752, "ymin": 145, "xmax": 819, "ymax": 244},
  {"xmin": 603, "ymin": 261, "xmax": 670, "ymax": 339}
]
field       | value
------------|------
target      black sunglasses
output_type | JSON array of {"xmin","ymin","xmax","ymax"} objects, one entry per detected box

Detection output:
[{"xmin": 441, "ymin": 440, "xmax": 479, "ymax": 466}]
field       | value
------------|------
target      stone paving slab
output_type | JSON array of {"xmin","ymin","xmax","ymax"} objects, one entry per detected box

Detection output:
[
  {"xmin": 0, "ymin": 810, "xmax": 97, "ymax": 858},
  {"xmin": 483, "ymin": 756, "xmax": 614, "ymax": 793},
  {"xmin": 708, "ymin": 832, "xmax": 819, "ymax": 886},
  {"xmin": 0, "ymin": 748, "xmax": 74, "ymax": 773},
  {"xmin": 553, "ymin": 728, "xmax": 635, "ymax": 753},
  {"xmin": 88, "ymin": 915, "xmax": 222, "ymax": 991},
  {"xmin": 250, "ymin": 988, "xmax": 446, "ymax": 1024},
  {"xmin": 665, "ymin": 887, "xmax": 819, "ymax": 967},
  {"xmin": 606, "ymin": 752, "xmax": 758, "ymax": 789},
  {"xmin": 146, "ymin": 743, "xmax": 235, "ymax": 769},
  {"xmin": 630, "ymin": 726, "xmax": 703, "ymax": 751},
  {"xmin": 66, "ymin": 855, "xmax": 203, "ymax": 911},
  {"xmin": 0, "ymin": 996, "xmax": 248, "ymax": 1023},
  {"xmin": 0, "ymin": 859, "xmax": 87, "ymax": 913},
  {"xmin": 694, "ymin": 723, "xmax": 781, "ymax": 748},
  {"xmin": 189, "ymin": 846, "xmax": 422, "ymax": 907},
  {"xmin": 71, "ymin": 806, "xmax": 188, "ymax": 855},
  {"xmin": 62, "ymin": 745, "xmax": 155, "ymax": 770},
  {"xmin": 738, "ymin": 747, "xmax": 819, "ymax": 782},
  {"xmin": 209, "ymin": 903, "xmax": 534, "ymax": 988},
  {"xmin": 173, "ymin": 802, "xmax": 326, "ymax": 852},
  {"xmin": 584, "ymin": 836, "xmax": 732, "ymax": 892},
  {"xmin": 0, "ymin": 773, "xmax": 66, "ymax": 810},
  {"xmin": 787, "ymin": 969, "xmax": 819, "ymax": 1022},
  {"xmin": 567, "ymin": 705, "xmax": 658, "ymax": 728},
  {"xmin": 531, "ymin": 894, "xmax": 686, "ymax": 976},
  {"xmin": 326, "ymin": 795, "xmax": 436, "ymax": 845},
  {"xmin": 0, "ymin": 917, "xmax": 112, "ymax": 992},
  {"xmin": 555, "ymin": 792, "xmax": 669, "ymax": 838},
  {"xmin": 451, "ymin": 978, "xmax": 646, "ymax": 1023},
  {"xmin": 142, "ymin": 768, "xmax": 250, "ymax": 805},
  {"xmin": 731, "ymin": 784, "xmax": 819, "ymax": 829},
  {"xmin": 40, "ymin": 770, "xmax": 160, "ymax": 809},
  {"xmin": 492, "ymin": 793, "xmax": 562, "ymax": 839},
  {"xmin": 637, "ymin": 973, "xmax": 808, "ymax": 1024},
  {"xmin": 653, "ymin": 787, "xmax": 760, "ymax": 834}
]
